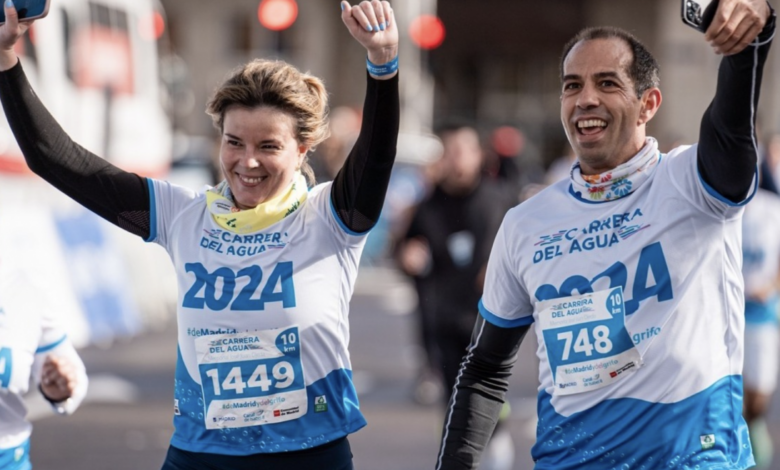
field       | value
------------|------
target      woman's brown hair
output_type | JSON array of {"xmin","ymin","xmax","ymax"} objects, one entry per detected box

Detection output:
[{"xmin": 207, "ymin": 59, "xmax": 330, "ymax": 186}]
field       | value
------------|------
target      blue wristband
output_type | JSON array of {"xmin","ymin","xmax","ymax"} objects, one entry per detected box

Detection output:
[{"xmin": 366, "ymin": 55, "xmax": 399, "ymax": 76}]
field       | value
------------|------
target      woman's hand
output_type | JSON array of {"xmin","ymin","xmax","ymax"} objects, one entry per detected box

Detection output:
[
  {"xmin": 341, "ymin": 1, "xmax": 398, "ymax": 71},
  {"xmin": 0, "ymin": 0, "xmax": 32, "ymax": 70},
  {"xmin": 40, "ymin": 355, "xmax": 79, "ymax": 403}
]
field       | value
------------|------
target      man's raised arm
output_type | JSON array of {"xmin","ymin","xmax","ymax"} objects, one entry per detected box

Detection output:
[{"xmin": 698, "ymin": 0, "xmax": 776, "ymax": 202}]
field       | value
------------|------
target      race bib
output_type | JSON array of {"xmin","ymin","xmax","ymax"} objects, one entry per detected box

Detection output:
[
  {"xmin": 195, "ymin": 327, "xmax": 307, "ymax": 429},
  {"xmin": 538, "ymin": 287, "xmax": 641, "ymax": 396}
]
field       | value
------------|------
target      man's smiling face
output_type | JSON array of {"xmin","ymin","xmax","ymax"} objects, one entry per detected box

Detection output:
[{"xmin": 561, "ymin": 37, "xmax": 659, "ymax": 175}]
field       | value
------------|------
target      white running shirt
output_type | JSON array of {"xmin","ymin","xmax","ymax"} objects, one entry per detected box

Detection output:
[
  {"xmin": 742, "ymin": 188, "xmax": 780, "ymax": 325},
  {"xmin": 0, "ymin": 273, "xmax": 88, "ymax": 467},
  {"xmin": 148, "ymin": 179, "xmax": 368, "ymax": 456},
  {"xmin": 481, "ymin": 143, "xmax": 754, "ymax": 469}
]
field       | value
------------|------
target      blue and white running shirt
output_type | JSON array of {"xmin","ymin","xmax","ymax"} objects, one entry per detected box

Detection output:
[
  {"xmin": 148, "ymin": 179, "xmax": 368, "ymax": 456},
  {"xmin": 0, "ymin": 275, "xmax": 88, "ymax": 470},
  {"xmin": 481, "ymin": 143, "xmax": 754, "ymax": 469},
  {"xmin": 742, "ymin": 188, "xmax": 780, "ymax": 324}
]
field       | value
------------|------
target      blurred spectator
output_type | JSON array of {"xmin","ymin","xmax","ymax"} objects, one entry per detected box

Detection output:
[
  {"xmin": 396, "ymin": 123, "xmax": 516, "ymax": 470},
  {"xmin": 377, "ymin": 133, "xmax": 443, "ymax": 251},
  {"xmin": 0, "ymin": 273, "xmax": 88, "ymax": 470},
  {"xmin": 486, "ymin": 125, "xmax": 523, "ymax": 187},
  {"xmin": 310, "ymin": 106, "xmax": 362, "ymax": 182},
  {"xmin": 741, "ymin": 186, "xmax": 780, "ymax": 469},
  {"xmin": 486, "ymin": 125, "xmax": 544, "ymax": 199}
]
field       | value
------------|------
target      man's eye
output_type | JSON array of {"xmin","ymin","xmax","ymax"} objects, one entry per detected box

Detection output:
[{"xmin": 563, "ymin": 83, "xmax": 580, "ymax": 91}]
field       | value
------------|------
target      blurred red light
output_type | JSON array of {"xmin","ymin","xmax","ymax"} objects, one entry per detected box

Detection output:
[
  {"xmin": 258, "ymin": 0, "xmax": 298, "ymax": 31},
  {"xmin": 139, "ymin": 11, "xmax": 165, "ymax": 41},
  {"xmin": 409, "ymin": 15, "xmax": 445, "ymax": 50},
  {"xmin": 492, "ymin": 126, "xmax": 525, "ymax": 157}
]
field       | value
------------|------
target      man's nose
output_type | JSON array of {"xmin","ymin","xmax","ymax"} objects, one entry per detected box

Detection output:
[{"xmin": 577, "ymin": 82, "xmax": 600, "ymax": 109}]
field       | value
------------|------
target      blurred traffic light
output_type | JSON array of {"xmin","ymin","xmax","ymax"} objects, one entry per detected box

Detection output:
[
  {"xmin": 409, "ymin": 14, "xmax": 445, "ymax": 50},
  {"xmin": 258, "ymin": 0, "xmax": 298, "ymax": 31},
  {"xmin": 139, "ymin": 11, "xmax": 165, "ymax": 41},
  {"xmin": 492, "ymin": 126, "xmax": 525, "ymax": 157}
]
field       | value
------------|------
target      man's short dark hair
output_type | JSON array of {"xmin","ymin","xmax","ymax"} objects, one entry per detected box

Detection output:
[{"xmin": 560, "ymin": 26, "xmax": 660, "ymax": 98}]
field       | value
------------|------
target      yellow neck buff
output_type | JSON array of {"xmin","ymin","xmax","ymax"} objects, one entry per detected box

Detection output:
[{"xmin": 206, "ymin": 172, "xmax": 308, "ymax": 234}]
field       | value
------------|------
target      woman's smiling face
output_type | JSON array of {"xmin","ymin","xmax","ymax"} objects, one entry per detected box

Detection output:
[{"xmin": 219, "ymin": 106, "xmax": 307, "ymax": 210}]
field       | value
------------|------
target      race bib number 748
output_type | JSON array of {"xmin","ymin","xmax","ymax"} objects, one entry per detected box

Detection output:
[{"xmin": 538, "ymin": 287, "xmax": 642, "ymax": 395}]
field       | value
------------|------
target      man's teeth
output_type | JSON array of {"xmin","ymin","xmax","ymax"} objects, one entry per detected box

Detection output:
[
  {"xmin": 578, "ymin": 119, "xmax": 607, "ymax": 128},
  {"xmin": 239, "ymin": 175, "xmax": 264, "ymax": 184}
]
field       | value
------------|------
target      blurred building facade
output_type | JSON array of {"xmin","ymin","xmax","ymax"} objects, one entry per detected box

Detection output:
[{"xmin": 158, "ymin": 0, "xmax": 780, "ymax": 167}]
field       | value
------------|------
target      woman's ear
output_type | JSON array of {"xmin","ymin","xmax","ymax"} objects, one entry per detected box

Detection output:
[{"xmin": 297, "ymin": 144, "xmax": 310, "ymax": 170}]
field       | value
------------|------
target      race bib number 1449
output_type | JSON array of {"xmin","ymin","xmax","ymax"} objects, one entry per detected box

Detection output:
[{"xmin": 195, "ymin": 327, "xmax": 307, "ymax": 429}]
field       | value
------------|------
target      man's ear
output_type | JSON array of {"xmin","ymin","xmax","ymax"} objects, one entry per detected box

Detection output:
[{"xmin": 638, "ymin": 87, "xmax": 662, "ymax": 125}]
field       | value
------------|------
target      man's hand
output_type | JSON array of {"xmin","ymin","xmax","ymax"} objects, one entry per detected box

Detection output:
[
  {"xmin": 40, "ymin": 355, "xmax": 79, "ymax": 403},
  {"xmin": 705, "ymin": 0, "xmax": 772, "ymax": 55}
]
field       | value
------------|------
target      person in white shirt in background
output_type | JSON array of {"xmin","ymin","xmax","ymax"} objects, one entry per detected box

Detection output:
[
  {"xmin": 0, "ymin": 274, "xmax": 88, "ymax": 470},
  {"xmin": 740, "ymin": 183, "xmax": 780, "ymax": 469}
]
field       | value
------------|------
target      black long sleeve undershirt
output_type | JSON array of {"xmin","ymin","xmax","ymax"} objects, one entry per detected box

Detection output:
[
  {"xmin": 437, "ymin": 16, "xmax": 776, "ymax": 470},
  {"xmin": 697, "ymin": 10, "xmax": 775, "ymax": 201},
  {"xmin": 331, "ymin": 73, "xmax": 400, "ymax": 233},
  {"xmin": 0, "ymin": 62, "xmax": 399, "ymax": 238},
  {"xmin": 436, "ymin": 319, "xmax": 529, "ymax": 470},
  {"xmin": 0, "ymin": 61, "xmax": 152, "ymax": 238}
]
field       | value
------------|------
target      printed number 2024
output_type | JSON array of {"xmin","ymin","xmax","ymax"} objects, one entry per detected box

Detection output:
[
  {"xmin": 557, "ymin": 326, "xmax": 613, "ymax": 361},
  {"xmin": 183, "ymin": 262, "xmax": 295, "ymax": 311}
]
